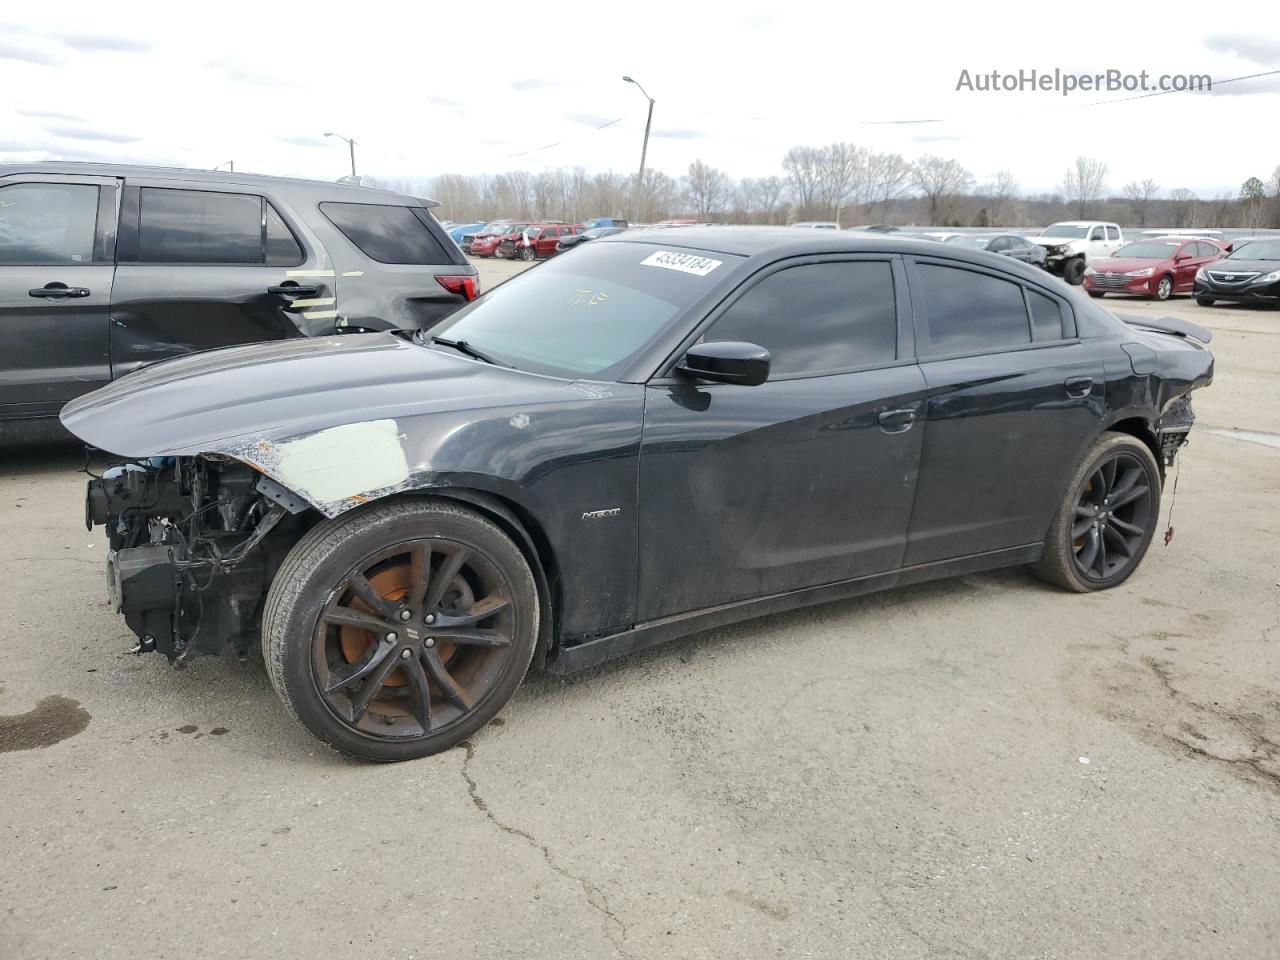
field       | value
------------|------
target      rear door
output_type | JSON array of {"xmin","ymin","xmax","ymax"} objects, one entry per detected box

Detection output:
[
  {"xmin": 0, "ymin": 173, "xmax": 118, "ymax": 417},
  {"xmin": 637, "ymin": 255, "xmax": 926, "ymax": 619},
  {"xmin": 903, "ymin": 256, "xmax": 1106, "ymax": 565},
  {"xmin": 111, "ymin": 180, "xmax": 331, "ymax": 377}
]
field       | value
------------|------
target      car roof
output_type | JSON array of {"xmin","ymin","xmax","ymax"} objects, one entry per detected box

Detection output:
[{"xmin": 0, "ymin": 161, "xmax": 439, "ymax": 207}]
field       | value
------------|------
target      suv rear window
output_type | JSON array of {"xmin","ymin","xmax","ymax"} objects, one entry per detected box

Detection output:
[
  {"xmin": 320, "ymin": 202, "xmax": 453, "ymax": 264},
  {"xmin": 0, "ymin": 182, "xmax": 99, "ymax": 264}
]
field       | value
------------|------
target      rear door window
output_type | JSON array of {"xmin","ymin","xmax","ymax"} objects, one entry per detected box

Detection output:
[
  {"xmin": 321, "ymin": 202, "xmax": 452, "ymax": 264},
  {"xmin": 915, "ymin": 263, "xmax": 1030, "ymax": 356},
  {"xmin": 137, "ymin": 188, "xmax": 263, "ymax": 263},
  {"xmin": 0, "ymin": 182, "xmax": 99, "ymax": 264},
  {"xmin": 705, "ymin": 260, "xmax": 898, "ymax": 376}
]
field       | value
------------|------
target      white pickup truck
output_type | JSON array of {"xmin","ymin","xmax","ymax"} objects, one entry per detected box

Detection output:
[{"xmin": 1031, "ymin": 221, "xmax": 1125, "ymax": 285}]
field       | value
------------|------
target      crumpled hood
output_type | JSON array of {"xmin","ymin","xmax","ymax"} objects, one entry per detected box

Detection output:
[{"xmin": 60, "ymin": 332, "xmax": 562, "ymax": 458}]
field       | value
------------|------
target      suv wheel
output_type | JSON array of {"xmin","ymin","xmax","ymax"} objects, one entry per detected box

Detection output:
[
  {"xmin": 1062, "ymin": 258, "xmax": 1086, "ymax": 285},
  {"xmin": 262, "ymin": 499, "xmax": 539, "ymax": 762},
  {"xmin": 519, "ymin": 246, "xmax": 536, "ymax": 262},
  {"xmin": 1033, "ymin": 432, "xmax": 1161, "ymax": 593}
]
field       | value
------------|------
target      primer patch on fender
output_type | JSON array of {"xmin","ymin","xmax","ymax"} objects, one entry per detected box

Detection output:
[
  {"xmin": 275, "ymin": 420, "xmax": 409, "ymax": 505},
  {"xmin": 640, "ymin": 250, "xmax": 722, "ymax": 277}
]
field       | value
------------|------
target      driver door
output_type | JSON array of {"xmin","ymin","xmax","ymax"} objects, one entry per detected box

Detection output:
[{"xmin": 635, "ymin": 255, "xmax": 926, "ymax": 621}]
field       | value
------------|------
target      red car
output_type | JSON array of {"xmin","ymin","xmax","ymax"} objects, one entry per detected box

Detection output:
[
  {"xmin": 1084, "ymin": 236, "xmax": 1227, "ymax": 301},
  {"xmin": 497, "ymin": 223, "xmax": 584, "ymax": 261},
  {"xmin": 467, "ymin": 222, "xmax": 531, "ymax": 258}
]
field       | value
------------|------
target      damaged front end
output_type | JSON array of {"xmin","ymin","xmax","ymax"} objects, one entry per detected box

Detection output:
[{"xmin": 86, "ymin": 455, "xmax": 309, "ymax": 663}]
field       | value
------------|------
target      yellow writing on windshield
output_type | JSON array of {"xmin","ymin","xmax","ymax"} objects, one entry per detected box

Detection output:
[{"xmin": 570, "ymin": 289, "xmax": 610, "ymax": 306}]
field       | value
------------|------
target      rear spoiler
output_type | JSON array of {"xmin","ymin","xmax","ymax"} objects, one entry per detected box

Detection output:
[{"xmin": 1116, "ymin": 313, "xmax": 1212, "ymax": 344}]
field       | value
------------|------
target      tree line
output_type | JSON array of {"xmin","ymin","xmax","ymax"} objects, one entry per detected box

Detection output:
[{"xmin": 365, "ymin": 148, "xmax": 1280, "ymax": 230}]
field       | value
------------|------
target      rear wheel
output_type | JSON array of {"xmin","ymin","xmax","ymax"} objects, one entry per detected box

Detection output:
[
  {"xmin": 1033, "ymin": 432, "xmax": 1161, "ymax": 593},
  {"xmin": 263, "ymin": 499, "xmax": 538, "ymax": 762}
]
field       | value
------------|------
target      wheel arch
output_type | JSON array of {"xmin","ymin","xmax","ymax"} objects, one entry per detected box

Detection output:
[{"xmin": 1099, "ymin": 413, "xmax": 1163, "ymax": 477}]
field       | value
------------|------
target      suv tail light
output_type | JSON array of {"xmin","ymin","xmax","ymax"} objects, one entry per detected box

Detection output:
[{"xmin": 436, "ymin": 275, "xmax": 479, "ymax": 301}]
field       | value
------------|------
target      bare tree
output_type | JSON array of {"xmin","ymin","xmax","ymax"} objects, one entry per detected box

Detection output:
[
  {"xmin": 782, "ymin": 146, "xmax": 824, "ymax": 220},
  {"xmin": 754, "ymin": 175, "xmax": 786, "ymax": 223},
  {"xmin": 1122, "ymin": 178, "xmax": 1160, "ymax": 227},
  {"xmin": 1167, "ymin": 187, "xmax": 1196, "ymax": 228},
  {"xmin": 817, "ymin": 142, "xmax": 868, "ymax": 222},
  {"xmin": 865, "ymin": 152, "xmax": 912, "ymax": 221},
  {"xmin": 1060, "ymin": 156, "xmax": 1109, "ymax": 219},
  {"xmin": 911, "ymin": 155, "xmax": 975, "ymax": 225},
  {"xmin": 683, "ymin": 159, "xmax": 731, "ymax": 219},
  {"xmin": 635, "ymin": 170, "xmax": 679, "ymax": 222},
  {"xmin": 988, "ymin": 170, "xmax": 1019, "ymax": 226}
]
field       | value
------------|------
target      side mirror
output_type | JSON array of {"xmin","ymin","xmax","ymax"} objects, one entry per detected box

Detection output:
[{"xmin": 678, "ymin": 341, "xmax": 770, "ymax": 386}]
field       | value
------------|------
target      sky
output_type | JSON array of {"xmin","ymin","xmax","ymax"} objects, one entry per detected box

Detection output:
[{"xmin": 2, "ymin": 1, "xmax": 1278, "ymax": 198}]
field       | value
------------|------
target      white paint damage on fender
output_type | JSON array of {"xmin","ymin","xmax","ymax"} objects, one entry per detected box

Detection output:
[{"xmin": 228, "ymin": 419, "xmax": 412, "ymax": 517}]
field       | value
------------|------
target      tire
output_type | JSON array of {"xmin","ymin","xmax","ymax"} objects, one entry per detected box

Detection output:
[
  {"xmin": 519, "ymin": 246, "xmax": 536, "ymax": 262},
  {"xmin": 1062, "ymin": 258, "xmax": 1086, "ymax": 285},
  {"xmin": 1033, "ymin": 432, "xmax": 1161, "ymax": 593},
  {"xmin": 263, "ymin": 498, "xmax": 539, "ymax": 762},
  {"xmin": 1088, "ymin": 290, "xmax": 1105, "ymax": 299},
  {"xmin": 1154, "ymin": 275, "xmax": 1173, "ymax": 301},
  {"xmin": 1196, "ymin": 295, "xmax": 1215, "ymax": 307}
]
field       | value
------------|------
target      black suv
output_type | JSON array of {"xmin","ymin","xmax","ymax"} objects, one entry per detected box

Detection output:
[{"xmin": 0, "ymin": 163, "xmax": 477, "ymax": 441}]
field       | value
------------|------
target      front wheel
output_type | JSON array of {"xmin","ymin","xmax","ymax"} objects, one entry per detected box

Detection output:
[
  {"xmin": 1088, "ymin": 290, "xmax": 1105, "ymax": 299},
  {"xmin": 1062, "ymin": 258, "xmax": 1086, "ymax": 285},
  {"xmin": 1154, "ymin": 275, "xmax": 1173, "ymax": 301},
  {"xmin": 262, "ymin": 499, "xmax": 539, "ymax": 762},
  {"xmin": 1196, "ymin": 295, "xmax": 1215, "ymax": 307},
  {"xmin": 1033, "ymin": 432, "xmax": 1161, "ymax": 593},
  {"xmin": 519, "ymin": 246, "xmax": 536, "ymax": 262}
]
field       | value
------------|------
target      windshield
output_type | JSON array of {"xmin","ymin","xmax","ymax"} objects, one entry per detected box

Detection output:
[
  {"xmin": 479, "ymin": 222, "xmax": 509, "ymax": 233},
  {"xmin": 429, "ymin": 241, "xmax": 742, "ymax": 379},
  {"xmin": 1229, "ymin": 239, "xmax": 1280, "ymax": 260},
  {"xmin": 498, "ymin": 223, "xmax": 530, "ymax": 235},
  {"xmin": 1114, "ymin": 241, "xmax": 1181, "ymax": 258},
  {"xmin": 944, "ymin": 235, "xmax": 993, "ymax": 249},
  {"xmin": 1041, "ymin": 223, "xmax": 1092, "ymax": 238}
]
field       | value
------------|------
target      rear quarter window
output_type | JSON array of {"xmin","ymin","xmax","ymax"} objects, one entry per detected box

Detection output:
[
  {"xmin": 916, "ymin": 263, "xmax": 1030, "ymax": 356},
  {"xmin": 320, "ymin": 202, "xmax": 455, "ymax": 265}
]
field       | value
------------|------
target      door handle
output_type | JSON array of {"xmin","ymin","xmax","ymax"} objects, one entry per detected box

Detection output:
[
  {"xmin": 1065, "ymin": 376, "xmax": 1094, "ymax": 398},
  {"xmin": 877, "ymin": 408, "xmax": 917, "ymax": 434},
  {"xmin": 267, "ymin": 283, "xmax": 320, "ymax": 297},
  {"xmin": 29, "ymin": 284, "xmax": 90, "ymax": 299}
]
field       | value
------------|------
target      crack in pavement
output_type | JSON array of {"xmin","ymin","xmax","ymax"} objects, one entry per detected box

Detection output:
[
  {"xmin": 1142, "ymin": 657, "xmax": 1280, "ymax": 793},
  {"xmin": 459, "ymin": 741, "xmax": 632, "ymax": 957}
]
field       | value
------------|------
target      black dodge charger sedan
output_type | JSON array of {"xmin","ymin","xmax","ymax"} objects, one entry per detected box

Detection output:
[{"xmin": 63, "ymin": 228, "xmax": 1214, "ymax": 762}]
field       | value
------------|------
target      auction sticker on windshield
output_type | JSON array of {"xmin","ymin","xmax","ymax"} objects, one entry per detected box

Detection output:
[{"xmin": 640, "ymin": 250, "xmax": 723, "ymax": 277}]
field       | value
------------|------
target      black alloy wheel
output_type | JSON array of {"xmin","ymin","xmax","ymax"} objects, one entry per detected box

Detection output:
[
  {"xmin": 263, "ymin": 500, "xmax": 538, "ymax": 761},
  {"xmin": 1033, "ymin": 432, "xmax": 1162, "ymax": 593},
  {"xmin": 1068, "ymin": 452, "xmax": 1154, "ymax": 583}
]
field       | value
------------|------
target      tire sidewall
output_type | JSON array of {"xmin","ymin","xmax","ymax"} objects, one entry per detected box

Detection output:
[{"xmin": 266, "ymin": 501, "xmax": 538, "ymax": 762}]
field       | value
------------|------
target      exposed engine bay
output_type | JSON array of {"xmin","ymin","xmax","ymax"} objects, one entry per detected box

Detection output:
[{"xmin": 85, "ymin": 455, "xmax": 311, "ymax": 664}]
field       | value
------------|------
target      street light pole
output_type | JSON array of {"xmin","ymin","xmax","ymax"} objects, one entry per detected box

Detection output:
[
  {"xmin": 324, "ymin": 132, "xmax": 357, "ymax": 178},
  {"xmin": 622, "ymin": 76, "xmax": 654, "ymax": 216}
]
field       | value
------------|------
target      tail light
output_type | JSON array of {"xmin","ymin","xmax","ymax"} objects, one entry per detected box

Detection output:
[{"xmin": 436, "ymin": 275, "xmax": 479, "ymax": 301}]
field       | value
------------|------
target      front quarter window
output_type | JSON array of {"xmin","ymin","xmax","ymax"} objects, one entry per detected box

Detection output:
[{"xmin": 428, "ymin": 242, "xmax": 742, "ymax": 379}]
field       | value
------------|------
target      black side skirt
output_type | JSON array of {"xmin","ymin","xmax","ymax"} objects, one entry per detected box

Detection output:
[{"xmin": 546, "ymin": 543, "xmax": 1043, "ymax": 674}]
